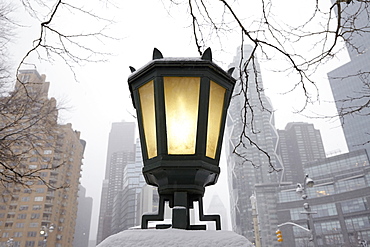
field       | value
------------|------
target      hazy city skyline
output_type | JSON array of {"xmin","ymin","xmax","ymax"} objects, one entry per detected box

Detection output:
[{"xmin": 6, "ymin": 0, "xmax": 351, "ymax": 243}]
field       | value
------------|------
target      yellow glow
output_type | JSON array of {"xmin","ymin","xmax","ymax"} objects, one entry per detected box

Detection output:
[
  {"xmin": 139, "ymin": 80, "xmax": 157, "ymax": 159},
  {"xmin": 206, "ymin": 81, "xmax": 226, "ymax": 159},
  {"xmin": 316, "ymin": 190, "xmax": 328, "ymax": 196},
  {"xmin": 164, "ymin": 77, "xmax": 200, "ymax": 154}
]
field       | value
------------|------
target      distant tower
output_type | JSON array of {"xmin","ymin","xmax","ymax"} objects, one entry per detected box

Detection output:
[
  {"xmin": 277, "ymin": 122, "xmax": 326, "ymax": 183},
  {"xmin": 111, "ymin": 139, "xmax": 146, "ymax": 233},
  {"xmin": 74, "ymin": 185, "xmax": 93, "ymax": 247},
  {"xmin": 225, "ymin": 45, "xmax": 283, "ymax": 245},
  {"xmin": 96, "ymin": 122, "xmax": 135, "ymax": 244}
]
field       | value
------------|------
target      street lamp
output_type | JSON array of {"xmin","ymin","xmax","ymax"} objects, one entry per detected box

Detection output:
[
  {"xmin": 128, "ymin": 48, "xmax": 235, "ymax": 230},
  {"xmin": 40, "ymin": 224, "xmax": 54, "ymax": 247},
  {"xmin": 296, "ymin": 174, "xmax": 318, "ymax": 247}
]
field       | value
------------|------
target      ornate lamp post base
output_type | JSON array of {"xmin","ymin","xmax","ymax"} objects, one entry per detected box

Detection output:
[{"xmin": 141, "ymin": 192, "xmax": 221, "ymax": 230}]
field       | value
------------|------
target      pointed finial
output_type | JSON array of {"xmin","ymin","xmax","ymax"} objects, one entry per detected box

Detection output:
[
  {"xmin": 153, "ymin": 48, "xmax": 163, "ymax": 60},
  {"xmin": 227, "ymin": 67, "xmax": 235, "ymax": 76},
  {"xmin": 129, "ymin": 66, "xmax": 136, "ymax": 73},
  {"xmin": 201, "ymin": 47, "xmax": 212, "ymax": 61}
]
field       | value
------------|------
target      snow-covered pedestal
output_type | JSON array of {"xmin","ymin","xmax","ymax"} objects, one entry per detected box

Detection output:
[{"xmin": 97, "ymin": 229, "xmax": 254, "ymax": 247}]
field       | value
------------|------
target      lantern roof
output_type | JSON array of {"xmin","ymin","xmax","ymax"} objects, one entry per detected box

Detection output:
[{"xmin": 128, "ymin": 48, "xmax": 235, "ymax": 83}]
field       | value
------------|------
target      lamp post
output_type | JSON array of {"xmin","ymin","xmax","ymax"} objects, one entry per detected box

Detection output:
[
  {"xmin": 128, "ymin": 48, "xmax": 235, "ymax": 230},
  {"xmin": 250, "ymin": 193, "xmax": 261, "ymax": 247},
  {"xmin": 296, "ymin": 174, "xmax": 317, "ymax": 247},
  {"xmin": 40, "ymin": 224, "xmax": 54, "ymax": 247}
]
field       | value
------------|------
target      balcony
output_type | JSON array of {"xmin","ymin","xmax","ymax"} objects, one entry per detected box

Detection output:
[
  {"xmin": 43, "ymin": 208, "xmax": 52, "ymax": 214},
  {"xmin": 45, "ymin": 199, "xmax": 53, "ymax": 205}
]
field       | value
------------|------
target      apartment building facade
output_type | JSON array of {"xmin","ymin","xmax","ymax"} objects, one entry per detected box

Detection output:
[{"xmin": 0, "ymin": 70, "xmax": 85, "ymax": 247}]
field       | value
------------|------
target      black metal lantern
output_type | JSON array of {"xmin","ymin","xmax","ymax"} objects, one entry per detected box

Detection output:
[{"xmin": 128, "ymin": 48, "xmax": 235, "ymax": 230}]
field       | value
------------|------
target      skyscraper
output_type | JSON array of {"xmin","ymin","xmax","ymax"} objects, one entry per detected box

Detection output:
[
  {"xmin": 96, "ymin": 122, "xmax": 135, "ymax": 244},
  {"xmin": 0, "ymin": 70, "xmax": 85, "ymax": 247},
  {"xmin": 225, "ymin": 45, "xmax": 283, "ymax": 245},
  {"xmin": 73, "ymin": 185, "xmax": 93, "ymax": 247},
  {"xmin": 110, "ymin": 139, "xmax": 146, "ymax": 233},
  {"xmin": 327, "ymin": 1, "xmax": 370, "ymax": 155},
  {"xmin": 277, "ymin": 122, "xmax": 326, "ymax": 184}
]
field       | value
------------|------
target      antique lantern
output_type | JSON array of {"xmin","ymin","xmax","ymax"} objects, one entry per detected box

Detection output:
[{"xmin": 128, "ymin": 48, "xmax": 235, "ymax": 230}]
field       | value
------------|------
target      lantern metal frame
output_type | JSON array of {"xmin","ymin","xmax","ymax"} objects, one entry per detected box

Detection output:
[{"xmin": 128, "ymin": 48, "xmax": 235, "ymax": 230}]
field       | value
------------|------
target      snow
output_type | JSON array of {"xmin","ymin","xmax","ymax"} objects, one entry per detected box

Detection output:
[{"xmin": 97, "ymin": 229, "xmax": 254, "ymax": 247}]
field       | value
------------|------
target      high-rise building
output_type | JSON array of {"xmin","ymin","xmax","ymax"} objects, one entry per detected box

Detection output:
[
  {"xmin": 0, "ymin": 70, "xmax": 85, "ymax": 247},
  {"xmin": 277, "ymin": 122, "xmax": 326, "ymax": 184},
  {"xmin": 327, "ymin": 1, "xmax": 370, "ymax": 155},
  {"xmin": 111, "ymin": 139, "xmax": 146, "ymax": 233},
  {"xmin": 73, "ymin": 185, "xmax": 93, "ymax": 247},
  {"xmin": 96, "ymin": 122, "xmax": 135, "ymax": 244},
  {"xmin": 277, "ymin": 149, "xmax": 370, "ymax": 246},
  {"xmin": 225, "ymin": 45, "xmax": 283, "ymax": 245}
]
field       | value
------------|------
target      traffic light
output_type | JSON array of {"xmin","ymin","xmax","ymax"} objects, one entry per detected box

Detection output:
[{"xmin": 276, "ymin": 229, "xmax": 283, "ymax": 242}]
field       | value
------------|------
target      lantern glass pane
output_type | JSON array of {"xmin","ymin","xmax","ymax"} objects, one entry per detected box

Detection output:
[
  {"xmin": 206, "ymin": 81, "xmax": 226, "ymax": 159},
  {"xmin": 138, "ymin": 80, "xmax": 157, "ymax": 159},
  {"xmin": 164, "ymin": 77, "xmax": 200, "ymax": 155}
]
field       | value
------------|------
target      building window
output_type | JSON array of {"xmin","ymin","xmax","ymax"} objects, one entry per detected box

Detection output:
[
  {"xmin": 341, "ymin": 197, "xmax": 368, "ymax": 214},
  {"xmin": 25, "ymin": 241, "xmax": 35, "ymax": 247},
  {"xmin": 30, "ymin": 213, "xmax": 40, "ymax": 219},
  {"xmin": 36, "ymin": 188, "xmax": 45, "ymax": 193},
  {"xmin": 17, "ymin": 214, "xmax": 27, "ymax": 219},
  {"xmin": 15, "ymin": 222, "xmax": 24, "ymax": 228},
  {"xmin": 42, "ymin": 157, "xmax": 51, "ymax": 162},
  {"xmin": 308, "ymin": 184, "xmax": 335, "ymax": 198},
  {"xmin": 345, "ymin": 216, "xmax": 370, "ymax": 231},
  {"xmin": 29, "ymin": 164, "xmax": 38, "ymax": 169},
  {"xmin": 21, "ymin": 196, "xmax": 30, "ymax": 202},
  {"xmin": 314, "ymin": 221, "xmax": 341, "ymax": 234},
  {"xmin": 27, "ymin": 231, "xmax": 37, "ymax": 237},
  {"xmin": 336, "ymin": 177, "xmax": 366, "ymax": 193},
  {"xmin": 5, "ymin": 222, "xmax": 13, "ymax": 228},
  {"xmin": 324, "ymin": 234, "xmax": 344, "ymax": 245},
  {"xmin": 32, "ymin": 205, "xmax": 42, "ymax": 210},
  {"xmin": 278, "ymin": 189, "xmax": 298, "ymax": 203},
  {"xmin": 19, "ymin": 205, "xmax": 29, "ymax": 211},
  {"xmin": 7, "ymin": 213, "xmax": 15, "ymax": 219},
  {"xmin": 24, "ymin": 188, "xmax": 32, "ymax": 194},
  {"xmin": 40, "ymin": 172, "xmax": 48, "ymax": 177},
  {"xmin": 38, "ymin": 241, "xmax": 47, "ymax": 246},
  {"xmin": 29, "ymin": 222, "xmax": 38, "ymax": 228},
  {"xmin": 34, "ymin": 197, "xmax": 44, "ymax": 202},
  {"xmin": 312, "ymin": 203, "xmax": 337, "ymax": 218},
  {"xmin": 30, "ymin": 157, "xmax": 38, "ymax": 162}
]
